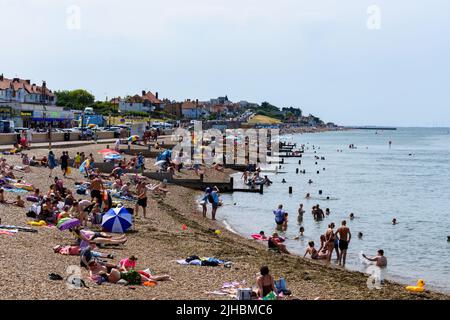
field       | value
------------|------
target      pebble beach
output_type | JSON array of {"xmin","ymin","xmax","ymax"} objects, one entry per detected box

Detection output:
[{"xmin": 0, "ymin": 142, "xmax": 449, "ymax": 300}]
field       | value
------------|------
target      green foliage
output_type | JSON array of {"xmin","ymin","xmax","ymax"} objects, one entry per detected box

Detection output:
[
  {"xmin": 123, "ymin": 111, "xmax": 150, "ymax": 117},
  {"xmin": 55, "ymin": 89, "xmax": 95, "ymax": 110},
  {"xmin": 208, "ymin": 112, "xmax": 218, "ymax": 120}
]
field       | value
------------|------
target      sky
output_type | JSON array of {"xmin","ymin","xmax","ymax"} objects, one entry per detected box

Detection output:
[{"xmin": 1, "ymin": 0, "xmax": 449, "ymax": 126}]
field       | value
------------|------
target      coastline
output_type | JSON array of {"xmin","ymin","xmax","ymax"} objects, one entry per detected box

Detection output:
[{"xmin": 0, "ymin": 142, "xmax": 448, "ymax": 300}]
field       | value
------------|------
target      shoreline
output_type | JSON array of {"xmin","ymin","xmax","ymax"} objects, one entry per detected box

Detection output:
[{"xmin": 211, "ymin": 129, "xmax": 450, "ymax": 297}]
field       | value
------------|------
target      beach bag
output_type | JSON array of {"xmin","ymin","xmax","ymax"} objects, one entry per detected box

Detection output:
[
  {"xmin": 26, "ymin": 210, "xmax": 37, "ymax": 218},
  {"xmin": 26, "ymin": 196, "xmax": 39, "ymax": 202},
  {"xmin": 93, "ymin": 213, "xmax": 103, "ymax": 225},
  {"xmin": 77, "ymin": 187, "xmax": 87, "ymax": 195},
  {"xmin": 274, "ymin": 278, "xmax": 291, "ymax": 295},
  {"xmin": 263, "ymin": 291, "xmax": 277, "ymax": 300},
  {"xmin": 237, "ymin": 288, "xmax": 252, "ymax": 300}
]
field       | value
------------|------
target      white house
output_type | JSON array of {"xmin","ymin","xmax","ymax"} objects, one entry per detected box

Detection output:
[
  {"xmin": 118, "ymin": 90, "xmax": 163, "ymax": 113},
  {"xmin": 0, "ymin": 74, "xmax": 70, "ymax": 127}
]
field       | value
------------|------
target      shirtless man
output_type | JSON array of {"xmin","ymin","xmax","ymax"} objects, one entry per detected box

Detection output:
[
  {"xmin": 135, "ymin": 181, "xmax": 148, "ymax": 218},
  {"xmin": 336, "ymin": 220, "xmax": 352, "ymax": 267},
  {"xmin": 362, "ymin": 250, "xmax": 387, "ymax": 268},
  {"xmin": 90, "ymin": 175, "xmax": 104, "ymax": 205}
]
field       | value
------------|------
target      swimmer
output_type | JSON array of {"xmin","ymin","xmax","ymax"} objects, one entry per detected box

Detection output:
[
  {"xmin": 299, "ymin": 226, "xmax": 304, "ymax": 236},
  {"xmin": 281, "ymin": 179, "xmax": 286, "ymax": 184},
  {"xmin": 392, "ymin": 218, "xmax": 397, "ymax": 225},
  {"xmin": 308, "ymin": 179, "xmax": 313, "ymax": 184},
  {"xmin": 358, "ymin": 232, "xmax": 363, "ymax": 239},
  {"xmin": 325, "ymin": 208, "xmax": 330, "ymax": 216},
  {"xmin": 305, "ymin": 193, "xmax": 311, "ymax": 199},
  {"xmin": 349, "ymin": 213, "xmax": 355, "ymax": 220},
  {"xmin": 259, "ymin": 231, "xmax": 267, "ymax": 240}
]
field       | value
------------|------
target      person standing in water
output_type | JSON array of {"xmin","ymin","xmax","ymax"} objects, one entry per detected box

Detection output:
[
  {"xmin": 336, "ymin": 220, "xmax": 352, "ymax": 267},
  {"xmin": 273, "ymin": 204, "xmax": 286, "ymax": 231},
  {"xmin": 297, "ymin": 204, "xmax": 305, "ymax": 223},
  {"xmin": 363, "ymin": 250, "xmax": 387, "ymax": 268}
]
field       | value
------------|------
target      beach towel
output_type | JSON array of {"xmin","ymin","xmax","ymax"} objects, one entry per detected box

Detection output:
[
  {"xmin": 0, "ymin": 230, "xmax": 15, "ymax": 236},
  {"xmin": 112, "ymin": 193, "xmax": 136, "ymax": 202},
  {"xmin": 4, "ymin": 188, "xmax": 28, "ymax": 193}
]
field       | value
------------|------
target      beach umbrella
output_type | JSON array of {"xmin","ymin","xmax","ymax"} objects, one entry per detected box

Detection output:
[
  {"xmin": 104, "ymin": 153, "xmax": 122, "ymax": 160},
  {"xmin": 57, "ymin": 218, "xmax": 81, "ymax": 231},
  {"xmin": 79, "ymin": 159, "xmax": 90, "ymax": 173},
  {"xmin": 128, "ymin": 135, "xmax": 140, "ymax": 142},
  {"xmin": 98, "ymin": 148, "xmax": 119, "ymax": 155},
  {"xmin": 102, "ymin": 207, "xmax": 133, "ymax": 233}
]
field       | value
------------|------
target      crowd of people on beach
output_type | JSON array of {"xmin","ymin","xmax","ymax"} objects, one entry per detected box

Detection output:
[
  {"xmin": 0, "ymin": 140, "xmax": 178, "ymax": 288},
  {"xmin": 1, "ymin": 131, "xmax": 412, "ymax": 300}
]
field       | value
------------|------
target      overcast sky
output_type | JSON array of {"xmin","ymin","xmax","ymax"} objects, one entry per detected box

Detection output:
[{"xmin": 1, "ymin": 0, "xmax": 449, "ymax": 126}]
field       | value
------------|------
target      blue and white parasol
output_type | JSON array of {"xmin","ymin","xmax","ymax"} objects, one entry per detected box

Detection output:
[{"xmin": 101, "ymin": 207, "xmax": 133, "ymax": 233}]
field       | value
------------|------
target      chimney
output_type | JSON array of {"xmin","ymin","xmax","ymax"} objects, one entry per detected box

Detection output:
[
  {"xmin": 26, "ymin": 79, "xmax": 31, "ymax": 84},
  {"xmin": 155, "ymin": 92, "xmax": 159, "ymax": 99},
  {"xmin": 196, "ymin": 99, "xmax": 199, "ymax": 105},
  {"xmin": 13, "ymin": 77, "xmax": 20, "ymax": 82},
  {"xmin": 42, "ymin": 81, "xmax": 47, "ymax": 88},
  {"xmin": 0, "ymin": 74, "xmax": 3, "ymax": 81},
  {"xmin": 142, "ymin": 90, "xmax": 146, "ymax": 96}
]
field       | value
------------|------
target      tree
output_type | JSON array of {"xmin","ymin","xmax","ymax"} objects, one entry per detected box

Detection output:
[
  {"xmin": 55, "ymin": 89, "xmax": 95, "ymax": 110},
  {"xmin": 92, "ymin": 101, "xmax": 118, "ymax": 115}
]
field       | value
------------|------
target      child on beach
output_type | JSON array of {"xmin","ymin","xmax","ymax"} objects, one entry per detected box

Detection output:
[
  {"xmin": 282, "ymin": 213, "xmax": 288, "ymax": 231},
  {"xmin": 293, "ymin": 226, "xmax": 305, "ymax": 240},
  {"xmin": 304, "ymin": 241, "xmax": 321, "ymax": 260},
  {"xmin": 118, "ymin": 255, "xmax": 138, "ymax": 272},
  {"xmin": 14, "ymin": 195, "xmax": 25, "ymax": 208},
  {"xmin": 74, "ymin": 152, "xmax": 81, "ymax": 168}
]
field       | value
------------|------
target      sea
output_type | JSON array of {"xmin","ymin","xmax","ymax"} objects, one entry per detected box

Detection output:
[{"xmin": 218, "ymin": 127, "xmax": 450, "ymax": 293}]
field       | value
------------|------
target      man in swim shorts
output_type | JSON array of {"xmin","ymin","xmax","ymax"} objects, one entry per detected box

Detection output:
[
  {"xmin": 135, "ymin": 181, "xmax": 148, "ymax": 218},
  {"xmin": 336, "ymin": 220, "xmax": 352, "ymax": 267}
]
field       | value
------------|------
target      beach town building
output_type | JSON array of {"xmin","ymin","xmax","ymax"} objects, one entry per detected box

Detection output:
[
  {"xmin": 0, "ymin": 74, "xmax": 74, "ymax": 128},
  {"xmin": 118, "ymin": 90, "xmax": 163, "ymax": 113},
  {"xmin": 181, "ymin": 99, "xmax": 210, "ymax": 119},
  {"xmin": 163, "ymin": 101, "xmax": 183, "ymax": 118}
]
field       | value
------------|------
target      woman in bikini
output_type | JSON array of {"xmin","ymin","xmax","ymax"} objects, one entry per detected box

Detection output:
[{"xmin": 256, "ymin": 266, "xmax": 277, "ymax": 298}]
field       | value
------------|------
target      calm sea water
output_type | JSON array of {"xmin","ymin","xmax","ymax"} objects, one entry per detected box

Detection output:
[{"xmin": 218, "ymin": 128, "xmax": 450, "ymax": 293}]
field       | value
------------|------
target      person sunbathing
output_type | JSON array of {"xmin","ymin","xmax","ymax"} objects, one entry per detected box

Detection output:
[
  {"xmin": 268, "ymin": 233, "xmax": 290, "ymax": 254},
  {"xmin": 88, "ymin": 260, "xmax": 122, "ymax": 284},
  {"xmin": 70, "ymin": 226, "xmax": 127, "ymax": 248}
]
